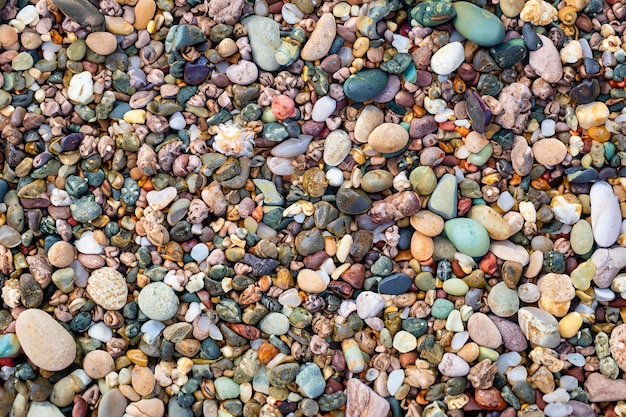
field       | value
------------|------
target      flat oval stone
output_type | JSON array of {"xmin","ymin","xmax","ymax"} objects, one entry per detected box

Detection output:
[
  {"xmin": 444, "ymin": 218, "xmax": 490, "ymax": 257},
  {"xmin": 343, "ymin": 69, "xmax": 388, "ymax": 102},
  {"xmin": 468, "ymin": 312, "xmax": 502, "ymax": 348},
  {"xmin": 361, "ymin": 170, "xmax": 394, "ymax": 193},
  {"xmin": 368, "ymin": 123, "xmax": 409, "ymax": 154},
  {"xmin": 300, "ymin": 13, "xmax": 336, "ymax": 61},
  {"xmin": 590, "ymin": 181, "xmax": 621, "ymax": 247},
  {"xmin": 570, "ymin": 219, "xmax": 594, "ymax": 255},
  {"xmin": 428, "ymin": 174, "xmax": 458, "ymax": 219},
  {"xmin": 430, "ymin": 42, "xmax": 464, "ymax": 75},
  {"xmin": 378, "ymin": 273, "xmax": 412, "ymax": 295},
  {"xmin": 354, "ymin": 105, "xmax": 384, "ymax": 143},
  {"xmin": 452, "ymin": 2, "xmax": 505, "ymax": 47},
  {"xmin": 16, "ymin": 309, "xmax": 77, "ymax": 371},
  {"xmin": 324, "ymin": 130, "xmax": 351, "ymax": 166},
  {"xmin": 532, "ymin": 139, "xmax": 567, "ymax": 166},
  {"xmin": 85, "ymin": 32, "xmax": 118, "ymax": 55},
  {"xmin": 259, "ymin": 312, "xmax": 290, "ymax": 335},
  {"xmin": 336, "ymin": 188, "xmax": 372, "ymax": 215}
]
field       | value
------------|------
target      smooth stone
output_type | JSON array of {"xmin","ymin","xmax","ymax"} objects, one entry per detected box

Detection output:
[
  {"xmin": 378, "ymin": 273, "xmax": 412, "ymax": 295},
  {"xmin": 500, "ymin": 0, "xmax": 525, "ymax": 17},
  {"xmin": 323, "ymin": 130, "xmax": 351, "ymax": 166},
  {"xmin": 570, "ymin": 220, "xmax": 593, "ymax": 255},
  {"xmin": 300, "ymin": 13, "xmax": 336, "ymax": 61},
  {"xmin": 444, "ymin": 218, "xmax": 490, "ymax": 257},
  {"xmin": 529, "ymin": 35, "xmax": 563, "ymax": 83},
  {"xmin": 134, "ymin": 0, "xmax": 156, "ymax": 30},
  {"xmin": 393, "ymin": 330, "xmax": 417, "ymax": 353},
  {"xmin": 591, "ymin": 247, "xmax": 626, "ymax": 288},
  {"xmin": 343, "ymin": 69, "xmax": 388, "ymax": 102},
  {"xmin": 83, "ymin": 349, "xmax": 115, "ymax": 379},
  {"xmin": 590, "ymin": 181, "xmax": 621, "ymax": 247},
  {"xmin": 146, "ymin": 186, "xmax": 177, "ymax": 210},
  {"xmin": 138, "ymin": 282, "xmax": 179, "ymax": 321},
  {"xmin": 487, "ymin": 282, "xmax": 520, "ymax": 317},
  {"xmin": 297, "ymin": 269, "xmax": 329, "ymax": 293},
  {"xmin": 468, "ymin": 205, "xmax": 511, "ymax": 240},
  {"xmin": 533, "ymin": 139, "xmax": 567, "ymax": 166},
  {"xmin": 489, "ymin": 240, "xmax": 530, "ymax": 265},
  {"xmin": 0, "ymin": 334, "xmax": 20, "ymax": 358},
  {"xmin": 356, "ymin": 291, "xmax": 385, "ymax": 319},
  {"xmin": 336, "ymin": 188, "xmax": 372, "ymax": 215},
  {"xmin": 67, "ymin": 71, "xmax": 94, "ymax": 105},
  {"xmin": 575, "ymin": 102, "xmax": 609, "ymax": 129},
  {"xmin": 311, "ymin": 96, "xmax": 337, "ymax": 122},
  {"xmin": 86, "ymin": 32, "xmax": 118, "ymax": 55},
  {"xmin": 517, "ymin": 307, "xmax": 561, "ymax": 348},
  {"xmin": 468, "ymin": 313, "xmax": 502, "ymax": 348},
  {"xmin": 354, "ymin": 105, "xmax": 384, "ymax": 143},
  {"xmin": 253, "ymin": 179, "xmax": 284, "ymax": 206},
  {"xmin": 428, "ymin": 174, "xmax": 458, "ymax": 219},
  {"xmin": 296, "ymin": 363, "xmax": 325, "ymax": 398},
  {"xmin": 368, "ymin": 123, "xmax": 409, "ymax": 154},
  {"xmin": 343, "ymin": 338, "xmax": 367, "ymax": 373},
  {"xmin": 226, "ymin": 60, "xmax": 259, "ymax": 85},
  {"xmin": 438, "ymin": 353, "xmax": 470, "ymax": 377},
  {"xmin": 99, "ymin": 389, "xmax": 128, "ymax": 417},
  {"xmin": 345, "ymin": 378, "xmax": 390, "ymax": 417},
  {"xmin": 260, "ymin": 312, "xmax": 290, "ymax": 335},
  {"xmin": 490, "ymin": 316, "xmax": 528, "ymax": 352},
  {"xmin": 442, "ymin": 278, "xmax": 469, "ymax": 296},
  {"xmin": 26, "ymin": 402, "xmax": 64, "ymax": 417},
  {"xmin": 452, "ymin": 2, "xmax": 505, "ymax": 47},
  {"xmin": 361, "ymin": 170, "xmax": 394, "ymax": 193},
  {"xmin": 243, "ymin": 16, "xmax": 282, "ymax": 71},
  {"xmin": 16, "ymin": 309, "xmax": 76, "ymax": 371},
  {"xmin": 51, "ymin": 0, "xmax": 105, "ymax": 31},
  {"xmin": 0, "ymin": 225, "xmax": 21, "ymax": 248},
  {"xmin": 215, "ymin": 377, "xmax": 240, "ymax": 400},
  {"xmin": 430, "ymin": 42, "xmax": 464, "ymax": 75}
]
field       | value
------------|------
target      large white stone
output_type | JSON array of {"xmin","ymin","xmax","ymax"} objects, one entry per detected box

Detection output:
[
  {"xmin": 67, "ymin": 71, "xmax": 94, "ymax": 105},
  {"xmin": 590, "ymin": 181, "xmax": 621, "ymax": 247},
  {"xmin": 430, "ymin": 42, "xmax": 464, "ymax": 75}
]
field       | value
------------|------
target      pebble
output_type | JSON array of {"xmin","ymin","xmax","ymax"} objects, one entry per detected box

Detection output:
[
  {"xmin": 15, "ymin": 309, "xmax": 76, "ymax": 371},
  {"xmin": 300, "ymin": 13, "xmax": 336, "ymax": 61},
  {"xmin": 438, "ymin": 353, "xmax": 470, "ymax": 377},
  {"xmin": 368, "ymin": 123, "xmax": 409, "ymax": 154},
  {"xmin": 83, "ymin": 349, "xmax": 115, "ymax": 379},
  {"xmin": 444, "ymin": 218, "xmax": 490, "ymax": 257},
  {"xmin": 430, "ymin": 42, "xmax": 464, "ymax": 75},
  {"xmin": 354, "ymin": 105, "xmax": 384, "ymax": 143},
  {"xmin": 259, "ymin": 312, "xmax": 290, "ymax": 335},
  {"xmin": 529, "ymin": 35, "xmax": 563, "ymax": 83},
  {"xmin": 590, "ymin": 181, "xmax": 621, "ymax": 247},
  {"xmin": 532, "ymin": 139, "xmax": 567, "ymax": 166},
  {"xmin": 133, "ymin": 0, "xmax": 156, "ymax": 30},
  {"xmin": 468, "ymin": 313, "xmax": 502, "ymax": 348},
  {"xmin": 137, "ymin": 282, "xmax": 179, "ymax": 321},
  {"xmin": 47, "ymin": 241, "xmax": 76, "ymax": 268},
  {"xmin": 297, "ymin": 269, "xmax": 329, "ymax": 293},
  {"xmin": 345, "ymin": 379, "xmax": 389, "ymax": 417},
  {"xmin": 356, "ymin": 291, "xmax": 385, "ymax": 319},
  {"xmin": 86, "ymin": 267, "xmax": 128, "ymax": 310},
  {"xmin": 518, "ymin": 307, "xmax": 561, "ymax": 348},
  {"xmin": 85, "ymin": 32, "xmax": 118, "ymax": 55}
]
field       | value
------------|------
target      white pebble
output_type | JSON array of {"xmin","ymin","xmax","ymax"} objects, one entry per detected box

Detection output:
[
  {"xmin": 190, "ymin": 243, "xmax": 209, "ymax": 262},
  {"xmin": 497, "ymin": 191, "xmax": 515, "ymax": 212},
  {"xmin": 356, "ymin": 291, "xmax": 385, "ymax": 319},
  {"xmin": 185, "ymin": 302, "xmax": 202, "ymax": 322},
  {"xmin": 75, "ymin": 231, "xmax": 103, "ymax": 255},
  {"xmin": 506, "ymin": 366, "xmax": 527, "ymax": 385},
  {"xmin": 326, "ymin": 167, "xmax": 344, "ymax": 187},
  {"xmin": 387, "ymin": 369, "xmax": 405, "ymax": 396},
  {"xmin": 169, "ymin": 112, "xmax": 186, "ymax": 130},
  {"xmin": 566, "ymin": 353, "xmax": 586, "ymax": 367},
  {"xmin": 451, "ymin": 331, "xmax": 469, "ymax": 350},
  {"xmin": 141, "ymin": 320, "xmax": 165, "ymax": 344},
  {"xmin": 68, "ymin": 71, "xmax": 94, "ymax": 105},
  {"xmin": 541, "ymin": 119, "xmax": 556, "ymax": 137},
  {"xmin": 559, "ymin": 375, "xmax": 579, "ymax": 391},
  {"xmin": 594, "ymin": 287, "xmax": 616, "ymax": 302},
  {"xmin": 544, "ymin": 403, "xmax": 573, "ymax": 417},
  {"xmin": 497, "ymin": 351, "xmax": 522, "ymax": 375},
  {"xmin": 392, "ymin": 34, "xmax": 410, "ymax": 53},
  {"xmin": 267, "ymin": 156, "xmax": 295, "ymax": 176},
  {"xmin": 16, "ymin": 5, "xmax": 39, "ymax": 26},
  {"xmin": 311, "ymin": 96, "xmax": 336, "ymax": 122},
  {"xmin": 430, "ymin": 42, "xmax": 464, "ymax": 75},
  {"xmin": 50, "ymin": 188, "xmax": 72, "ymax": 206},
  {"xmin": 518, "ymin": 283, "xmax": 540, "ymax": 303},
  {"xmin": 282, "ymin": 3, "xmax": 304, "ymax": 24},
  {"xmin": 88, "ymin": 322, "xmax": 113, "ymax": 343},
  {"xmin": 365, "ymin": 368, "xmax": 379, "ymax": 382}
]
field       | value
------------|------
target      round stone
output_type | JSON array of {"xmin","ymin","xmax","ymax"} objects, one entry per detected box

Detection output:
[
  {"xmin": 85, "ymin": 32, "xmax": 118, "ymax": 55},
  {"xmin": 444, "ymin": 218, "xmax": 490, "ymax": 257},
  {"xmin": 297, "ymin": 269, "xmax": 329, "ymax": 293},
  {"xmin": 468, "ymin": 313, "xmax": 502, "ymax": 348},
  {"xmin": 323, "ymin": 130, "xmax": 351, "ymax": 166},
  {"xmin": 575, "ymin": 102, "xmax": 610, "ymax": 129},
  {"xmin": 368, "ymin": 123, "xmax": 409, "ymax": 154},
  {"xmin": 83, "ymin": 349, "xmax": 115, "ymax": 379},
  {"xmin": 138, "ymin": 282, "xmax": 179, "ymax": 321},
  {"xmin": 430, "ymin": 42, "xmax": 464, "ymax": 75},
  {"xmin": 392, "ymin": 330, "xmax": 417, "ymax": 353},
  {"xmin": 532, "ymin": 139, "xmax": 567, "ymax": 166},
  {"xmin": 86, "ymin": 267, "xmax": 128, "ymax": 311},
  {"xmin": 48, "ymin": 241, "xmax": 76, "ymax": 268},
  {"xmin": 15, "ymin": 309, "xmax": 77, "ymax": 371},
  {"xmin": 487, "ymin": 282, "xmax": 520, "ymax": 317},
  {"xmin": 259, "ymin": 312, "xmax": 290, "ymax": 335}
]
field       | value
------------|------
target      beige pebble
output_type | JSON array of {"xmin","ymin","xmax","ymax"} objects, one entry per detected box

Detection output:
[
  {"xmin": 0, "ymin": 24, "xmax": 18, "ymax": 47},
  {"xmin": 297, "ymin": 269, "xmax": 329, "ymax": 293},
  {"xmin": 410, "ymin": 210, "xmax": 444, "ymax": 237},
  {"xmin": 575, "ymin": 101, "xmax": 610, "ymax": 129},
  {"xmin": 126, "ymin": 398, "xmax": 165, "ymax": 417},
  {"xmin": 468, "ymin": 205, "xmax": 511, "ymax": 240},
  {"xmin": 83, "ymin": 350, "xmax": 115, "ymax": 379},
  {"xmin": 355, "ymin": 105, "xmax": 384, "ymax": 143},
  {"xmin": 86, "ymin": 267, "xmax": 128, "ymax": 310},
  {"xmin": 300, "ymin": 13, "xmax": 336, "ymax": 61},
  {"xmin": 131, "ymin": 366, "xmax": 156, "ymax": 397},
  {"xmin": 368, "ymin": 123, "xmax": 409, "ymax": 154},
  {"xmin": 134, "ymin": 0, "xmax": 157, "ymax": 30},
  {"xmin": 464, "ymin": 131, "xmax": 489, "ymax": 153},
  {"xmin": 532, "ymin": 138, "xmax": 567, "ymax": 166},
  {"xmin": 85, "ymin": 32, "xmax": 118, "ymax": 55},
  {"xmin": 467, "ymin": 313, "xmax": 502, "ymax": 349},
  {"xmin": 16, "ymin": 309, "xmax": 77, "ymax": 371},
  {"xmin": 48, "ymin": 241, "xmax": 76, "ymax": 268},
  {"xmin": 105, "ymin": 16, "xmax": 135, "ymax": 35}
]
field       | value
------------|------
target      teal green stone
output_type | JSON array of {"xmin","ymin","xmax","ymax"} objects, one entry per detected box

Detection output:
[
  {"xmin": 343, "ymin": 69, "xmax": 388, "ymax": 102},
  {"xmin": 401, "ymin": 317, "xmax": 428, "ymax": 337},
  {"xmin": 296, "ymin": 363, "xmax": 325, "ymax": 398},
  {"xmin": 452, "ymin": 2, "xmax": 505, "ymax": 47},
  {"xmin": 431, "ymin": 298, "xmax": 454, "ymax": 319},
  {"xmin": 70, "ymin": 196, "xmax": 102, "ymax": 222},
  {"xmin": 427, "ymin": 173, "xmax": 458, "ymax": 219},
  {"xmin": 410, "ymin": 1, "xmax": 456, "ymax": 26},
  {"xmin": 380, "ymin": 53, "xmax": 412, "ymax": 74},
  {"xmin": 253, "ymin": 179, "xmax": 284, "ymax": 206},
  {"xmin": 371, "ymin": 256, "xmax": 393, "ymax": 276},
  {"xmin": 267, "ymin": 363, "xmax": 299, "ymax": 387},
  {"xmin": 512, "ymin": 381, "xmax": 536, "ymax": 404},
  {"xmin": 0, "ymin": 334, "xmax": 20, "ymax": 358},
  {"xmin": 444, "ymin": 218, "xmax": 490, "ymax": 257},
  {"xmin": 467, "ymin": 143, "xmax": 493, "ymax": 166}
]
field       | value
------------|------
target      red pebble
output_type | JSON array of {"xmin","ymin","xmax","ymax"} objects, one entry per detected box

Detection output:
[{"xmin": 271, "ymin": 95, "xmax": 297, "ymax": 120}]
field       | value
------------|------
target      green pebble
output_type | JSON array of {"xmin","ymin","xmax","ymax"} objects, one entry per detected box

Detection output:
[{"xmin": 431, "ymin": 298, "xmax": 454, "ymax": 319}]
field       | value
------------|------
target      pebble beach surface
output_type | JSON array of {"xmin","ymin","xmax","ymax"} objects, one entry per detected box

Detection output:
[{"xmin": 0, "ymin": 0, "xmax": 625, "ymax": 416}]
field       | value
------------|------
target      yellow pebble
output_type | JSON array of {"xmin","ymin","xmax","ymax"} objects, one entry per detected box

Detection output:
[
  {"xmin": 559, "ymin": 312, "xmax": 583, "ymax": 338},
  {"xmin": 123, "ymin": 109, "xmax": 147, "ymax": 124},
  {"xmin": 126, "ymin": 349, "xmax": 148, "ymax": 366}
]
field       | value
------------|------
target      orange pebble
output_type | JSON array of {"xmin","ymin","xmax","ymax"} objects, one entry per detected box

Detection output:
[
  {"xmin": 258, "ymin": 342, "xmax": 279, "ymax": 364},
  {"xmin": 271, "ymin": 95, "xmax": 297, "ymax": 120}
]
